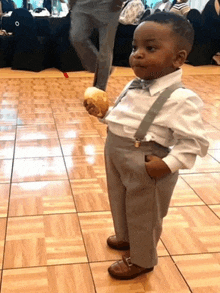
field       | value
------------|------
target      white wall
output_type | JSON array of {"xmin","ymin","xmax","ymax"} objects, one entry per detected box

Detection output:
[
  {"xmin": 144, "ymin": 1, "xmax": 210, "ymax": 11},
  {"xmin": 188, "ymin": 0, "xmax": 209, "ymax": 12}
]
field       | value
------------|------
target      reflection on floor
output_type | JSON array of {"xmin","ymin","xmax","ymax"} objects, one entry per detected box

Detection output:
[{"xmin": 0, "ymin": 65, "xmax": 220, "ymax": 293}]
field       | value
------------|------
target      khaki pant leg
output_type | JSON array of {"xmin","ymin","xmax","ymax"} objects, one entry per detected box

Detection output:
[{"xmin": 104, "ymin": 133, "xmax": 129, "ymax": 242}]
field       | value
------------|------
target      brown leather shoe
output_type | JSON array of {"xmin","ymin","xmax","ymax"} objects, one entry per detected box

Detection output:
[
  {"xmin": 107, "ymin": 235, "xmax": 130, "ymax": 250},
  {"xmin": 108, "ymin": 255, "xmax": 154, "ymax": 280}
]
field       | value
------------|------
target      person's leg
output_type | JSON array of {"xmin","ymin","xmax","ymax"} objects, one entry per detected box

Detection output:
[
  {"xmin": 111, "ymin": 141, "xmax": 178, "ymax": 269},
  {"xmin": 93, "ymin": 12, "xmax": 120, "ymax": 91},
  {"xmin": 69, "ymin": 9, "xmax": 98, "ymax": 72},
  {"xmin": 126, "ymin": 162, "xmax": 178, "ymax": 268},
  {"xmin": 104, "ymin": 131, "xmax": 129, "ymax": 242}
]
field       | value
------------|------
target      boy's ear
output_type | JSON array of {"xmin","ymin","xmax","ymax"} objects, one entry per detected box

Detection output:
[{"xmin": 173, "ymin": 50, "xmax": 188, "ymax": 68}]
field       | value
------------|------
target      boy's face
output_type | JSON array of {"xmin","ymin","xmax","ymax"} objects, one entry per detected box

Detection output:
[{"xmin": 129, "ymin": 21, "xmax": 185, "ymax": 80}]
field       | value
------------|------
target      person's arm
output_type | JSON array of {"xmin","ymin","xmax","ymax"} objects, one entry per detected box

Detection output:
[
  {"xmin": 162, "ymin": 94, "xmax": 209, "ymax": 173},
  {"xmin": 215, "ymin": 0, "xmax": 220, "ymax": 15},
  {"xmin": 145, "ymin": 93, "xmax": 209, "ymax": 179},
  {"xmin": 0, "ymin": 1, "xmax": 3, "ymax": 17}
]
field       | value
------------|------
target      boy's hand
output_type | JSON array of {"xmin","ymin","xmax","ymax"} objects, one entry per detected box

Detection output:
[
  {"xmin": 145, "ymin": 155, "xmax": 171, "ymax": 179},
  {"xmin": 83, "ymin": 100, "xmax": 103, "ymax": 118}
]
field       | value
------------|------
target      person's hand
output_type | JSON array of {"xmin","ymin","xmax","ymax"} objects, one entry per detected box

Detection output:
[
  {"xmin": 83, "ymin": 100, "xmax": 102, "ymax": 118},
  {"xmin": 145, "ymin": 155, "xmax": 171, "ymax": 180}
]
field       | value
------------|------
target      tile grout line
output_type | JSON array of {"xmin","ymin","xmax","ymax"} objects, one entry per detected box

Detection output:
[
  {"xmin": 49, "ymin": 83, "xmax": 98, "ymax": 293},
  {"xmin": 0, "ymin": 108, "xmax": 19, "ymax": 292}
]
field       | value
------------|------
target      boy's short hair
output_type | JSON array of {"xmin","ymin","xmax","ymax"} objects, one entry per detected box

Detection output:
[{"xmin": 142, "ymin": 12, "xmax": 194, "ymax": 54}]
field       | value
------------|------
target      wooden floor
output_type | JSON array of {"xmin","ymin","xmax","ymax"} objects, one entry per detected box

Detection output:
[{"xmin": 0, "ymin": 64, "xmax": 220, "ymax": 293}]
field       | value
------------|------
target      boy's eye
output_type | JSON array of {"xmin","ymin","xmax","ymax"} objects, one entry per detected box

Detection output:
[
  {"xmin": 147, "ymin": 46, "xmax": 156, "ymax": 52},
  {"xmin": 132, "ymin": 45, "xmax": 137, "ymax": 51}
]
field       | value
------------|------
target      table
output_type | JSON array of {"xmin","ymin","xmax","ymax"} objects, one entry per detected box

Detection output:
[{"xmin": 0, "ymin": 15, "xmax": 135, "ymax": 72}]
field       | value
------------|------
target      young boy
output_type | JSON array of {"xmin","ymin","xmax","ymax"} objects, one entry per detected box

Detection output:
[{"xmin": 84, "ymin": 12, "xmax": 209, "ymax": 280}]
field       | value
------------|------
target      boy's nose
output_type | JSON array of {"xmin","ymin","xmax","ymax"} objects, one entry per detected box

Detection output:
[{"xmin": 133, "ymin": 50, "xmax": 145, "ymax": 58}]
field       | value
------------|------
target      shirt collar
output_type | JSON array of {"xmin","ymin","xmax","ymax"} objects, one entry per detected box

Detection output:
[{"xmin": 148, "ymin": 68, "xmax": 182, "ymax": 96}]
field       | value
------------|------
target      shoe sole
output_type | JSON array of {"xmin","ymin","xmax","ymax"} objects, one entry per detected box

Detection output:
[
  {"xmin": 108, "ymin": 267, "xmax": 154, "ymax": 280},
  {"xmin": 107, "ymin": 239, "xmax": 130, "ymax": 250}
]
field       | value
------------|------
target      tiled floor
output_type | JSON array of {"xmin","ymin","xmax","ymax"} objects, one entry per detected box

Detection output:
[{"xmin": 0, "ymin": 65, "xmax": 219, "ymax": 292}]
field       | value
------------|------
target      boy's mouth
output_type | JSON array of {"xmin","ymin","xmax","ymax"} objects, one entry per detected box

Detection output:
[{"xmin": 133, "ymin": 64, "xmax": 145, "ymax": 68}]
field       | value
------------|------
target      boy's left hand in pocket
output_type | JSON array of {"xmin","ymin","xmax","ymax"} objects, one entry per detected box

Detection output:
[{"xmin": 145, "ymin": 155, "xmax": 171, "ymax": 180}]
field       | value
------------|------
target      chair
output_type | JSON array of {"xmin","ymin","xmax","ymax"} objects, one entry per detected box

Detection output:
[
  {"xmin": 0, "ymin": 35, "xmax": 14, "ymax": 68},
  {"xmin": 10, "ymin": 8, "xmax": 47, "ymax": 72},
  {"xmin": 187, "ymin": 9, "xmax": 203, "ymax": 29},
  {"xmin": 113, "ymin": 23, "xmax": 137, "ymax": 67},
  {"xmin": 139, "ymin": 9, "xmax": 151, "ymax": 22},
  {"xmin": 154, "ymin": 9, "xmax": 161, "ymax": 14}
]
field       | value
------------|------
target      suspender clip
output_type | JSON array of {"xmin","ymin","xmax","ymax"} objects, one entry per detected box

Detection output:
[{"xmin": 135, "ymin": 139, "xmax": 141, "ymax": 148}]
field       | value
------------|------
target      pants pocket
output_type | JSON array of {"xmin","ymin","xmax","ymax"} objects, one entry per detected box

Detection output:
[{"xmin": 141, "ymin": 151, "xmax": 156, "ymax": 183}]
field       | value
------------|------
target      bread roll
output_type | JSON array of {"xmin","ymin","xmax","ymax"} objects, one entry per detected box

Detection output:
[{"xmin": 84, "ymin": 87, "xmax": 109, "ymax": 117}]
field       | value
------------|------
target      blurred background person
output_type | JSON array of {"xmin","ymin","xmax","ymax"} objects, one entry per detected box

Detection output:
[
  {"xmin": 170, "ymin": 0, "xmax": 191, "ymax": 17},
  {"xmin": 119, "ymin": 0, "xmax": 145, "ymax": 25},
  {"xmin": 153, "ymin": 0, "xmax": 171, "ymax": 12},
  {"xmin": 69, "ymin": 0, "xmax": 124, "ymax": 91}
]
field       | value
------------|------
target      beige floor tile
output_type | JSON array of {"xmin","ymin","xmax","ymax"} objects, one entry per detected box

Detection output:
[
  {"xmin": 206, "ymin": 131, "xmax": 220, "ymax": 149},
  {"xmin": 18, "ymin": 98, "xmax": 50, "ymax": 106},
  {"xmin": 161, "ymin": 206, "xmax": 220, "ymax": 255},
  {"xmin": 93, "ymin": 124, "xmax": 108, "ymax": 139},
  {"xmin": 9, "ymin": 181, "xmax": 76, "ymax": 216},
  {"xmin": 182, "ymin": 173, "xmax": 220, "ymax": 204},
  {"xmin": 0, "ymin": 108, "xmax": 17, "ymax": 125},
  {"xmin": 78, "ymin": 212, "xmax": 168, "ymax": 263},
  {"xmin": 18, "ymin": 105, "xmax": 52, "ymax": 114},
  {"xmin": 55, "ymin": 116, "xmax": 93, "ymax": 125},
  {"xmin": 78, "ymin": 211, "xmax": 122, "ymax": 262},
  {"xmin": 16, "ymin": 125, "xmax": 58, "ymax": 141},
  {"xmin": 210, "ymin": 122, "xmax": 220, "ymax": 130},
  {"xmin": 61, "ymin": 136, "xmax": 104, "ymax": 156},
  {"xmin": 0, "ymin": 183, "xmax": 10, "ymax": 217},
  {"xmin": 209, "ymin": 149, "xmax": 220, "ymax": 162},
  {"xmin": 209, "ymin": 205, "xmax": 220, "ymax": 218},
  {"xmin": 12, "ymin": 157, "xmax": 68, "ymax": 182},
  {"xmin": 1, "ymin": 264, "xmax": 96, "ymax": 293},
  {"xmin": 17, "ymin": 113, "xmax": 54, "ymax": 125},
  {"xmin": 70, "ymin": 178, "xmax": 109, "ymax": 212},
  {"xmin": 179, "ymin": 154, "xmax": 220, "ymax": 174},
  {"xmin": 15, "ymin": 139, "xmax": 62, "ymax": 158},
  {"xmin": 65, "ymin": 155, "xmax": 105, "ymax": 180},
  {"xmin": 54, "ymin": 112, "xmax": 89, "ymax": 124},
  {"xmin": 0, "ymin": 141, "xmax": 14, "ymax": 159},
  {"xmin": 0, "ymin": 218, "xmax": 7, "ymax": 267},
  {"xmin": 170, "ymin": 176, "xmax": 205, "ymax": 206},
  {"xmin": 173, "ymin": 253, "xmax": 220, "ymax": 293},
  {"xmin": 0, "ymin": 159, "xmax": 13, "ymax": 183},
  {"xmin": 60, "ymin": 138, "xmax": 83, "ymax": 156},
  {"xmin": 0, "ymin": 125, "xmax": 16, "ymax": 141},
  {"xmin": 0, "ymin": 66, "xmax": 219, "ymax": 293},
  {"xmin": 90, "ymin": 257, "xmax": 191, "ymax": 293},
  {"xmin": 4, "ymin": 214, "xmax": 87, "ymax": 269},
  {"xmin": 56, "ymin": 123, "xmax": 98, "ymax": 139}
]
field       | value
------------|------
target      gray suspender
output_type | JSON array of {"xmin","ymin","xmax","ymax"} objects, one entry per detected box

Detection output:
[
  {"xmin": 134, "ymin": 82, "xmax": 183, "ymax": 147},
  {"xmin": 108, "ymin": 81, "xmax": 184, "ymax": 147}
]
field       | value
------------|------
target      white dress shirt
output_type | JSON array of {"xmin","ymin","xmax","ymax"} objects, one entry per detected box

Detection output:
[{"xmin": 102, "ymin": 69, "xmax": 209, "ymax": 173}]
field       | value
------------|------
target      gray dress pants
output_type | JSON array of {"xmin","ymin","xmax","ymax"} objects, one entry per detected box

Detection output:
[
  {"xmin": 69, "ymin": 0, "xmax": 121, "ymax": 90},
  {"xmin": 104, "ymin": 130, "xmax": 178, "ymax": 268}
]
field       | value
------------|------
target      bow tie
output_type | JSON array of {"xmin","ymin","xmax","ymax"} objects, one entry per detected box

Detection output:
[{"xmin": 129, "ymin": 78, "xmax": 154, "ymax": 90}]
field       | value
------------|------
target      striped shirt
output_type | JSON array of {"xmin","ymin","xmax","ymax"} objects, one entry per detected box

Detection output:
[{"xmin": 170, "ymin": 3, "xmax": 191, "ymax": 16}]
